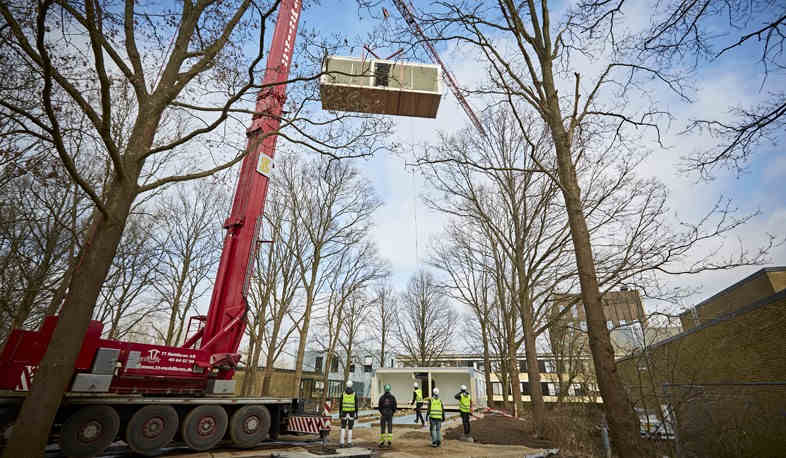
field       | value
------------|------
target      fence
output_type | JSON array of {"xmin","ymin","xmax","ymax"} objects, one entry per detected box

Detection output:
[{"xmin": 664, "ymin": 382, "xmax": 786, "ymax": 458}]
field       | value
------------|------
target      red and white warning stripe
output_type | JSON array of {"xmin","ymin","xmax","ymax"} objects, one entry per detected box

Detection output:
[
  {"xmin": 482, "ymin": 407, "xmax": 514, "ymax": 418},
  {"xmin": 287, "ymin": 415, "xmax": 331, "ymax": 433}
]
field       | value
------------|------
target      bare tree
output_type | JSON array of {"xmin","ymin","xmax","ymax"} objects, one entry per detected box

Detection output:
[
  {"xmin": 243, "ymin": 185, "xmax": 304, "ymax": 396},
  {"xmin": 313, "ymin": 241, "xmax": 385, "ymax": 403},
  {"xmin": 281, "ymin": 156, "xmax": 383, "ymax": 391},
  {"xmin": 0, "ymin": 0, "xmax": 392, "ymax": 452},
  {"xmin": 597, "ymin": 0, "xmax": 786, "ymax": 177},
  {"xmin": 395, "ymin": 270, "xmax": 458, "ymax": 367},
  {"xmin": 151, "ymin": 182, "xmax": 226, "ymax": 346},
  {"xmin": 93, "ymin": 215, "xmax": 162, "ymax": 340},
  {"xmin": 431, "ymin": 224, "xmax": 495, "ymax": 409},
  {"xmin": 397, "ymin": 1, "xmax": 776, "ymax": 452},
  {"xmin": 371, "ymin": 283, "xmax": 398, "ymax": 369}
]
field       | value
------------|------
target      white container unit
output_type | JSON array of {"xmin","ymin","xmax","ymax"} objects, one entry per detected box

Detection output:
[
  {"xmin": 319, "ymin": 56, "xmax": 442, "ymax": 118},
  {"xmin": 371, "ymin": 367, "xmax": 486, "ymax": 411}
]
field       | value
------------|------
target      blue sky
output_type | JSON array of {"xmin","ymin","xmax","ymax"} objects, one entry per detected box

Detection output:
[{"xmin": 275, "ymin": 0, "xmax": 786, "ymax": 313}]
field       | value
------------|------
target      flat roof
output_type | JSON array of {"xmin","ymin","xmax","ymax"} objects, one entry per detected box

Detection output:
[
  {"xmin": 680, "ymin": 266, "xmax": 786, "ymax": 316},
  {"xmin": 375, "ymin": 367, "xmax": 476, "ymax": 375}
]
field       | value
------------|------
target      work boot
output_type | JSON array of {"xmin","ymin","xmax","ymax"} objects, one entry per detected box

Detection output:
[
  {"xmin": 431, "ymin": 442, "xmax": 437, "ymax": 448},
  {"xmin": 348, "ymin": 442, "xmax": 353, "ymax": 448}
]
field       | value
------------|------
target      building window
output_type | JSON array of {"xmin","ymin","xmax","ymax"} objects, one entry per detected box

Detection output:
[
  {"xmin": 537, "ymin": 360, "xmax": 547, "ymax": 373},
  {"xmin": 350, "ymin": 364, "xmax": 356, "ymax": 373},
  {"xmin": 541, "ymin": 382, "xmax": 550, "ymax": 396},
  {"xmin": 572, "ymin": 383, "xmax": 585, "ymax": 396},
  {"xmin": 363, "ymin": 364, "xmax": 372, "ymax": 373},
  {"xmin": 521, "ymin": 382, "xmax": 530, "ymax": 395},
  {"xmin": 491, "ymin": 382, "xmax": 503, "ymax": 396},
  {"xmin": 519, "ymin": 360, "xmax": 527, "ymax": 371},
  {"xmin": 544, "ymin": 359, "xmax": 556, "ymax": 373},
  {"xmin": 331, "ymin": 357, "xmax": 339, "ymax": 373},
  {"xmin": 314, "ymin": 356, "xmax": 323, "ymax": 372}
]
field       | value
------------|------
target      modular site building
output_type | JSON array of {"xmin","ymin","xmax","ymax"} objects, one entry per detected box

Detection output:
[
  {"xmin": 371, "ymin": 367, "xmax": 486, "ymax": 411},
  {"xmin": 319, "ymin": 56, "xmax": 442, "ymax": 118}
]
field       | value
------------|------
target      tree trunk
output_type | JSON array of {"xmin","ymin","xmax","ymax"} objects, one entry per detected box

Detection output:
[
  {"xmin": 2, "ymin": 183, "xmax": 136, "ymax": 458},
  {"xmin": 319, "ymin": 352, "xmax": 334, "ymax": 405},
  {"xmin": 549, "ymin": 114, "xmax": 645, "ymax": 456},
  {"xmin": 499, "ymin": 369, "xmax": 510, "ymax": 411},
  {"xmin": 507, "ymin": 341, "xmax": 523, "ymax": 418},
  {"xmin": 481, "ymin": 324, "xmax": 492, "ymax": 408},
  {"xmin": 523, "ymin": 327, "xmax": 545, "ymax": 433},
  {"xmin": 293, "ymin": 279, "xmax": 316, "ymax": 392}
]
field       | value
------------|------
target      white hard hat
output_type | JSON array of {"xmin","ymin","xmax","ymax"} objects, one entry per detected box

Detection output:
[
  {"xmin": 413, "ymin": 383, "xmax": 419, "ymax": 388},
  {"xmin": 346, "ymin": 380, "xmax": 353, "ymax": 388},
  {"xmin": 460, "ymin": 385, "xmax": 467, "ymax": 391},
  {"xmin": 432, "ymin": 387, "xmax": 439, "ymax": 395}
]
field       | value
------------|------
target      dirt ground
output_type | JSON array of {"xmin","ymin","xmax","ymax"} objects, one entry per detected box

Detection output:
[
  {"xmin": 444, "ymin": 414, "xmax": 557, "ymax": 449},
  {"xmin": 324, "ymin": 418, "xmax": 544, "ymax": 457},
  {"xmin": 162, "ymin": 417, "xmax": 545, "ymax": 458}
]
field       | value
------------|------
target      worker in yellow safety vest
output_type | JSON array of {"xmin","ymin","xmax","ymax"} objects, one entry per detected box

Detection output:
[
  {"xmin": 454, "ymin": 385, "xmax": 472, "ymax": 436},
  {"xmin": 426, "ymin": 387, "xmax": 445, "ymax": 447},
  {"xmin": 339, "ymin": 380, "xmax": 358, "ymax": 448},
  {"xmin": 411, "ymin": 382, "xmax": 425, "ymax": 427}
]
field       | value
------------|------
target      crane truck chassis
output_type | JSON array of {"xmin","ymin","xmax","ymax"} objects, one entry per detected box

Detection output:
[{"xmin": 0, "ymin": 0, "xmax": 333, "ymax": 456}]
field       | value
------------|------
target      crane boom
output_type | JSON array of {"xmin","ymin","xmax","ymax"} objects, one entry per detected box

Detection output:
[
  {"xmin": 391, "ymin": 0, "xmax": 486, "ymax": 136},
  {"xmin": 197, "ymin": 0, "xmax": 303, "ymax": 367}
]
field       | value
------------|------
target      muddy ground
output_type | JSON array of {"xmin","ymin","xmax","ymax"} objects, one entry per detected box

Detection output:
[{"xmin": 444, "ymin": 414, "xmax": 557, "ymax": 449}]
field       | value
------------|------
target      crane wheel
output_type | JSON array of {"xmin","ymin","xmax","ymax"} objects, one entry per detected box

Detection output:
[
  {"xmin": 181, "ymin": 404, "xmax": 228, "ymax": 451},
  {"xmin": 58, "ymin": 405, "xmax": 120, "ymax": 458},
  {"xmin": 229, "ymin": 405, "xmax": 271, "ymax": 448},
  {"xmin": 125, "ymin": 405, "xmax": 178, "ymax": 456}
]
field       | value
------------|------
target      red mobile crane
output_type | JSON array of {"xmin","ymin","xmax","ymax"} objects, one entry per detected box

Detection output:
[{"xmin": 0, "ymin": 0, "xmax": 330, "ymax": 456}]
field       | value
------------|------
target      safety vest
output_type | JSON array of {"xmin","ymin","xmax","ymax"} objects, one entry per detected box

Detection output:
[
  {"xmin": 429, "ymin": 398, "xmax": 443, "ymax": 419},
  {"xmin": 459, "ymin": 392, "xmax": 471, "ymax": 413},
  {"xmin": 414, "ymin": 388, "xmax": 423, "ymax": 402},
  {"xmin": 342, "ymin": 392, "xmax": 356, "ymax": 411}
]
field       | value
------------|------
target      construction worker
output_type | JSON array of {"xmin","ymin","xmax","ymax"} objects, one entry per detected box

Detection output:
[
  {"xmin": 426, "ymin": 387, "xmax": 445, "ymax": 447},
  {"xmin": 377, "ymin": 383, "xmax": 397, "ymax": 448},
  {"xmin": 411, "ymin": 382, "xmax": 425, "ymax": 427},
  {"xmin": 339, "ymin": 380, "xmax": 358, "ymax": 448},
  {"xmin": 455, "ymin": 384, "xmax": 472, "ymax": 436}
]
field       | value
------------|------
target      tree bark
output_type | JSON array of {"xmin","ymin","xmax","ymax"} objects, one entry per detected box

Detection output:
[
  {"xmin": 481, "ymin": 323, "xmax": 492, "ymax": 408},
  {"xmin": 548, "ymin": 110, "xmax": 645, "ymax": 456},
  {"xmin": 2, "ymin": 180, "xmax": 136, "ymax": 458}
]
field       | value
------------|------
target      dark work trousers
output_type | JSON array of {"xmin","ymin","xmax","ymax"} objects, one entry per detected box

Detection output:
[
  {"xmin": 415, "ymin": 403, "xmax": 425, "ymax": 425},
  {"xmin": 380, "ymin": 413, "xmax": 393, "ymax": 436},
  {"xmin": 461, "ymin": 412, "xmax": 471, "ymax": 434}
]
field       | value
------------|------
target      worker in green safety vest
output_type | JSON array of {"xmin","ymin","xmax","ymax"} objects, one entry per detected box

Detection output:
[
  {"xmin": 339, "ymin": 380, "xmax": 358, "ymax": 448},
  {"xmin": 426, "ymin": 387, "xmax": 445, "ymax": 447},
  {"xmin": 411, "ymin": 382, "xmax": 425, "ymax": 427},
  {"xmin": 455, "ymin": 384, "xmax": 472, "ymax": 436}
]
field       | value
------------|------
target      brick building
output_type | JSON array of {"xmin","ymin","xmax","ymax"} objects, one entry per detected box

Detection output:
[
  {"xmin": 679, "ymin": 266, "xmax": 786, "ymax": 329},
  {"xmin": 617, "ymin": 267, "xmax": 786, "ymax": 456}
]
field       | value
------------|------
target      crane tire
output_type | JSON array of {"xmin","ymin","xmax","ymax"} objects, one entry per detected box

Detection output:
[
  {"xmin": 125, "ymin": 405, "xmax": 178, "ymax": 457},
  {"xmin": 59, "ymin": 405, "xmax": 120, "ymax": 458},
  {"xmin": 229, "ymin": 405, "xmax": 271, "ymax": 448},
  {"xmin": 181, "ymin": 404, "xmax": 228, "ymax": 451}
]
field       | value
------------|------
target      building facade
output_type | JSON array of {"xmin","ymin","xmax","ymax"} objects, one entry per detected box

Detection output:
[
  {"xmin": 394, "ymin": 352, "xmax": 600, "ymax": 404},
  {"xmin": 303, "ymin": 350, "xmax": 382, "ymax": 407},
  {"xmin": 617, "ymin": 267, "xmax": 786, "ymax": 455}
]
